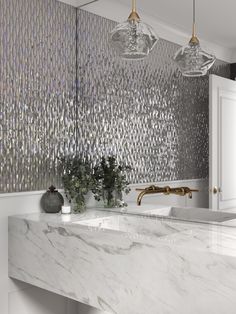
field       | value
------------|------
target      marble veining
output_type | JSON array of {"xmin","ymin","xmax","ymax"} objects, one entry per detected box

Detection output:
[{"xmin": 8, "ymin": 208, "xmax": 236, "ymax": 314}]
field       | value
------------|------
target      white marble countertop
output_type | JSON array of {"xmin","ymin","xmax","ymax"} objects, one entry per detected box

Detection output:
[{"xmin": 8, "ymin": 205, "xmax": 236, "ymax": 314}]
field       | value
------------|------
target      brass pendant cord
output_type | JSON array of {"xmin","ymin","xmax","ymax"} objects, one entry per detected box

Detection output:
[
  {"xmin": 128, "ymin": 0, "xmax": 140, "ymax": 21},
  {"xmin": 132, "ymin": 0, "xmax": 136, "ymax": 12},
  {"xmin": 189, "ymin": 0, "xmax": 199, "ymax": 44},
  {"xmin": 192, "ymin": 0, "xmax": 196, "ymax": 37}
]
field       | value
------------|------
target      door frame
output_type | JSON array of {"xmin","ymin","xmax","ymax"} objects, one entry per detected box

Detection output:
[
  {"xmin": 209, "ymin": 74, "xmax": 236, "ymax": 210},
  {"xmin": 209, "ymin": 74, "xmax": 219, "ymax": 209}
]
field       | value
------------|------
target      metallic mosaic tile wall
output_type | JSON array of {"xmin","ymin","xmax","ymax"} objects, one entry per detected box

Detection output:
[
  {"xmin": 77, "ymin": 9, "xmax": 230, "ymax": 184},
  {"xmin": 0, "ymin": 0, "xmax": 76, "ymax": 192},
  {"xmin": 0, "ymin": 3, "xmax": 230, "ymax": 193}
]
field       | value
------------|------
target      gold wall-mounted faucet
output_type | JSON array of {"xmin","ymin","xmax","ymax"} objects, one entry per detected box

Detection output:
[{"xmin": 136, "ymin": 185, "xmax": 199, "ymax": 206}]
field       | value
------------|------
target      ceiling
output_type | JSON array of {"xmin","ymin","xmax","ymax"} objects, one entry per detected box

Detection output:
[
  {"xmin": 58, "ymin": 0, "xmax": 236, "ymax": 62},
  {"xmin": 117, "ymin": 0, "xmax": 236, "ymax": 49}
]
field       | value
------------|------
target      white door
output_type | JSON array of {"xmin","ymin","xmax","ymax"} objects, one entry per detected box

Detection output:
[{"xmin": 209, "ymin": 74, "xmax": 236, "ymax": 210}]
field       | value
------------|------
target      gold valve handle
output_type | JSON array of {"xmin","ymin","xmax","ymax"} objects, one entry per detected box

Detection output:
[{"xmin": 136, "ymin": 185, "xmax": 199, "ymax": 205}]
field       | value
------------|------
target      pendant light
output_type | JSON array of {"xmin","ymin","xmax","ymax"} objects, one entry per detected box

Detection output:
[
  {"xmin": 110, "ymin": 0, "xmax": 159, "ymax": 60},
  {"xmin": 174, "ymin": 0, "xmax": 216, "ymax": 77}
]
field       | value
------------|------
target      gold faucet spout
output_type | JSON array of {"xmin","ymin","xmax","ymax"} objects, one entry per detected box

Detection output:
[
  {"xmin": 137, "ymin": 190, "xmax": 148, "ymax": 206},
  {"xmin": 136, "ymin": 185, "xmax": 166, "ymax": 206}
]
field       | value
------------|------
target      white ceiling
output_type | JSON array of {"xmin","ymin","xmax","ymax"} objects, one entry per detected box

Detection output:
[
  {"xmin": 58, "ymin": 0, "xmax": 236, "ymax": 62},
  {"xmin": 117, "ymin": 0, "xmax": 236, "ymax": 49}
]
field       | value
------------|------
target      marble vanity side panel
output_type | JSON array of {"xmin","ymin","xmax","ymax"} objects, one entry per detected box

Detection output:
[
  {"xmin": 0, "ymin": 0, "xmax": 77, "ymax": 193},
  {"xmin": 76, "ymin": 9, "xmax": 230, "ymax": 184},
  {"xmin": 9, "ymin": 216, "xmax": 236, "ymax": 314},
  {"xmin": 0, "ymin": 192, "xmax": 78, "ymax": 314}
]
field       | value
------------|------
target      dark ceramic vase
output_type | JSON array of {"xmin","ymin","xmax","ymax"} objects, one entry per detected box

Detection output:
[{"xmin": 40, "ymin": 185, "xmax": 64, "ymax": 213}]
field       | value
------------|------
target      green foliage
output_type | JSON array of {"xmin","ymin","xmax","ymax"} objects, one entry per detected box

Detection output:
[
  {"xmin": 92, "ymin": 156, "xmax": 132, "ymax": 207},
  {"xmin": 59, "ymin": 156, "xmax": 94, "ymax": 212},
  {"xmin": 59, "ymin": 155, "xmax": 132, "ymax": 211}
]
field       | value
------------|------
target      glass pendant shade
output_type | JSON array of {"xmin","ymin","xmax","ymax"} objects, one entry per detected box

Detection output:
[
  {"xmin": 110, "ymin": 1, "xmax": 158, "ymax": 60},
  {"xmin": 173, "ymin": 0, "xmax": 216, "ymax": 77},
  {"xmin": 174, "ymin": 40, "xmax": 216, "ymax": 77}
]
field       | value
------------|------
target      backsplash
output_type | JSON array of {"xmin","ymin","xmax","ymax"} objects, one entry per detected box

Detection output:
[
  {"xmin": 0, "ymin": 0, "xmax": 77, "ymax": 193},
  {"xmin": 76, "ymin": 10, "xmax": 229, "ymax": 184},
  {"xmin": 0, "ymin": 1, "xmax": 230, "ymax": 193}
]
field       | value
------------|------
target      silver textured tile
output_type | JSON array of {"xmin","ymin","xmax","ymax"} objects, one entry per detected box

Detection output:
[
  {"xmin": 0, "ymin": 4, "xmax": 231, "ymax": 193},
  {"xmin": 77, "ymin": 9, "xmax": 230, "ymax": 184},
  {"xmin": 0, "ymin": 0, "xmax": 76, "ymax": 192}
]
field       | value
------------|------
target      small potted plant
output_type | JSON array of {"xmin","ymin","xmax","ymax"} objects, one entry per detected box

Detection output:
[
  {"xmin": 92, "ymin": 156, "xmax": 131, "ymax": 208},
  {"xmin": 59, "ymin": 156, "xmax": 94, "ymax": 212}
]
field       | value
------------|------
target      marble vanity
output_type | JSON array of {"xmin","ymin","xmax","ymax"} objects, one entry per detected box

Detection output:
[{"xmin": 8, "ymin": 205, "xmax": 236, "ymax": 314}]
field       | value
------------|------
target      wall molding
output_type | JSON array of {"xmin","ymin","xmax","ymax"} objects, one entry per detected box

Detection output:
[
  {"xmin": 0, "ymin": 178, "xmax": 206, "ymax": 198},
  {"xmin": 129, "ymin": 178, "xmax": 208, "ymax": 188},
  {"xmin": 0, "ymin": 190, "xmax": 47, "ymax": 199}
]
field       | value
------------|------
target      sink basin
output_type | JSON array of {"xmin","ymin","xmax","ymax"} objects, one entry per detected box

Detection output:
[
  {"xmin": 102, "ymin": 202, "xmax": 172, "ymax": 214},
  {"xmin": 99, "ymin": 203, "xmax": 236, "ymax": 225},
  {"xmin": 73, "ymin": 214, "xmax": 187, "ymax": 237},
  {"xmin": 112, "ymin": 203, "xmax": 236, "ymax": 224},
  {"xmin": 73, "ymin": 204, "xmax": 236, "ymax": 233},
  {"xmin": 143, "ymin": 207, "xmax": 236, "ymax": 223}
]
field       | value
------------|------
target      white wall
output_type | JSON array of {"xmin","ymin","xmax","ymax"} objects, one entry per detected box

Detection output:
[{"xmin": 1, "ymin": 179, "xmax": 208, "ymax": 314}]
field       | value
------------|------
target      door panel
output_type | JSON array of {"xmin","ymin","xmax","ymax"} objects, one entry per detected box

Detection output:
[
  {"xmin": 220, "ymin": 95, "xmax": 236, "ymax": 201},
  {"xmin": 209, "ymin": 75, "xmax": 236, "ymax": 210}
]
